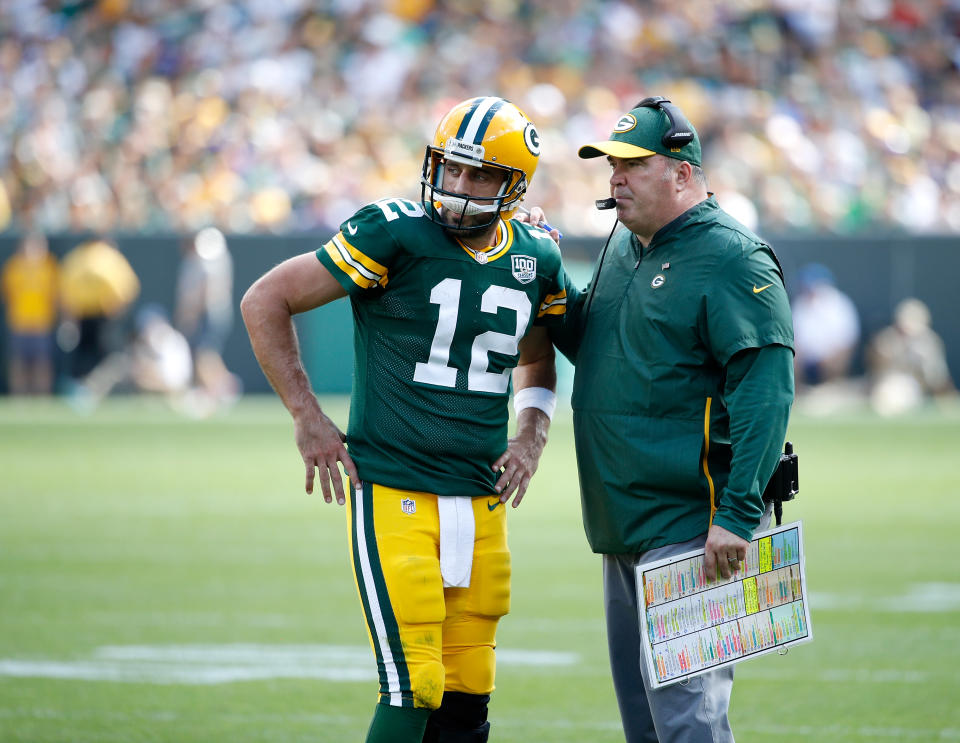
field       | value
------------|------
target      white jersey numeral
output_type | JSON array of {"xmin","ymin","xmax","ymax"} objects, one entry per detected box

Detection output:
[
  {"xmin": 414, "ymin": 279, "xmax": 532, "ymax": 393},
  {"xmin": 376, "ymin": 198, "xmax": 425, "ymax": 222},
  {"xmin": 413, "ymin": 278, "xmax": 460, "ymax": 387},
  {"xmin": 469, "ymin": 285, "xmax": 531, "ymax": 393}
]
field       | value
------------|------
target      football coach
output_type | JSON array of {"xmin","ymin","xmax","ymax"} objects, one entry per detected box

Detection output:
[{"xmin": 552, "ymin": 96, "xmax": 795, "ymax": 743}]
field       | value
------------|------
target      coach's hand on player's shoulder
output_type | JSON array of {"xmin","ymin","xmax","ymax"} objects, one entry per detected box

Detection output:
[
  {"xmin": 490, "ymin": 409, "xmax": 549, "ymax": 508},
  {"xmin": 516, "ymin": 206, "xmax": 561, "ymax": 243},
  {"xmin": 294, "ymin": 410, "xmax": 359, "ymax": 505}
]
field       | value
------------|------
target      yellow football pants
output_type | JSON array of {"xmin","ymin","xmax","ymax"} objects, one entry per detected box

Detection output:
[{"xmin": 347, "ymin": 482, "xmax": 511, "ymax": 710}]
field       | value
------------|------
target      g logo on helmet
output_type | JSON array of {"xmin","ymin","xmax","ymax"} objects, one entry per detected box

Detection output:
[
  {"xmin": 523, "ymin": 123, "xmax": 541, "ymax": 156},
  {"xmin": 614, "ymin": 114, "xmax": 637, "ymax": 133}
]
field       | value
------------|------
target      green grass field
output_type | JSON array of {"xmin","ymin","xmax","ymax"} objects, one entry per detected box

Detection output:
[{"xmin": 1, "ymin": 396, "xmax": 959, "ymax": 742}]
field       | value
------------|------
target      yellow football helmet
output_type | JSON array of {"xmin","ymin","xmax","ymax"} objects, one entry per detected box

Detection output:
[{"xmin": 421, "ymin": 96, "xmax": 540, "ymax": 232}]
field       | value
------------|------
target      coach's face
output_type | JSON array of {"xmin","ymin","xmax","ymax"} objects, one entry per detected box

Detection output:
[{"xmin": 607, "ymin": 154, "xmax": 680, "ymax": 243}]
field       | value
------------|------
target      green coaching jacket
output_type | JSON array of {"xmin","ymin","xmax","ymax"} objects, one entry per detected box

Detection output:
[{"xmin": 554, "ymin": 197, "xmax": 795, "ymax": 555}]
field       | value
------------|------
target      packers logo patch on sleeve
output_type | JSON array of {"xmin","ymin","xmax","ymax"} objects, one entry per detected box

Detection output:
[{"xmin": 511, "ymin": 254, "xmax": 537, "ymax": 284}]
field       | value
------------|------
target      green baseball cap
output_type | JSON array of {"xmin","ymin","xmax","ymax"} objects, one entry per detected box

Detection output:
[{"xmin": 578, "ymin": 102, "xmax": 702, "ymax": 167}]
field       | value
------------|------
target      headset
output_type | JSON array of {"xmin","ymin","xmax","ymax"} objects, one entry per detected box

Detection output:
[{"xmin": 633, "ymin": 96, "xmax": 695, "ymax": 149}]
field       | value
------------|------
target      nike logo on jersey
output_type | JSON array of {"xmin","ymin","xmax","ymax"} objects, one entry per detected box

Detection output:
[
  {"xmin": 487, "ymin": 499, "xmax": 502, "ymax": 511},
  {"xmin": 346, "ymin": 222, "xmax": 358, "ymax": 235},
  {"xmin": 753, "ymin": 283, "xmax": 773, "ymax": 294}
]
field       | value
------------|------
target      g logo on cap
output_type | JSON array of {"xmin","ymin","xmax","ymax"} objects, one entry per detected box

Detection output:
[{"xmin": 614, "ymin": 114, "xmax": 637, "ymax": 133}]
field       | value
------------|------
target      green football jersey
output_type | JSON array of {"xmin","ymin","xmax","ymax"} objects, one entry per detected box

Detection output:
[{"xmin": 317, "ymin": 198, "xmax": 567, "ymax": 497}]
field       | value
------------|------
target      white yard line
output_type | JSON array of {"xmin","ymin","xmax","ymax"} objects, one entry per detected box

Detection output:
[
  {"xmin": 0, "ymin": 644, "xmax": 578, "ymax": 685},
  {"xmin": 811, "ymin": 583, "xmax": 960, "ymax": 612}
]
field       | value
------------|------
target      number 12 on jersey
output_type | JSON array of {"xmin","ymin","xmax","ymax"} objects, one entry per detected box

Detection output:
[{"xmin": 413, "ymin": 278, "xmax": 532, "ymax": 394}]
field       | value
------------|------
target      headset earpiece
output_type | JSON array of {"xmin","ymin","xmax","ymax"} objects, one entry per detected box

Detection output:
[{"xmin": 634, "ymin": 97, "xmax": 695, "ymax": 149}]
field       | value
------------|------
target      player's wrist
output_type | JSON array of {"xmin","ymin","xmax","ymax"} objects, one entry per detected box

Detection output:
[
  {"xmin": 285, "ymin": 386, "xmax": 324, "ymax": 420},
  {"xmin": 513, "ymin": 386, "xmax": 556, "ymax": 420}
]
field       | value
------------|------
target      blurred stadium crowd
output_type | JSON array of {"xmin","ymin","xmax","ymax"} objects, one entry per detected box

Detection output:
[{"xmin": 1, "ymin": 0, "xmax": 959, "ymax": 238}]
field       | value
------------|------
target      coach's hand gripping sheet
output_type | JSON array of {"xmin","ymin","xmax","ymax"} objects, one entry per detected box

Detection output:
[{"xmin": 637, "ymin": 521, "xmax": 813, "ymax": 688}]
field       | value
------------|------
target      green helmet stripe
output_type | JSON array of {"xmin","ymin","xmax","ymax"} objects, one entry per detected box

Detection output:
[{"xmin": 455, "ymin": 96, "xmax": 504, "ymax": 145}]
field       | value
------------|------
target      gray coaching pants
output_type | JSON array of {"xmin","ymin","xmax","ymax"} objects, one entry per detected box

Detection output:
[{"xmin": 603, "ymin": 510, "xmax": 771, "ymax": 743}]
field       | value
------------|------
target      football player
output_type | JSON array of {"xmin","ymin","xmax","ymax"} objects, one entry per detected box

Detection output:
[{"xmin": 241, "ymin": 96, "xmax": 567, "ymax": 743}]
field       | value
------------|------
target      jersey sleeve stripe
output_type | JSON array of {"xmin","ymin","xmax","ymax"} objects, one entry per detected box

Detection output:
[
  {"xmin": 324, "ymin": 234, "xmax": 388, "ymax": 289},
  {"xmin": 537, "ymin": 290, "xmax": 567, "ymax": 317},
  {"xmin": 335, "ymin": 233, "xmax": 389, "ymax": 275}
]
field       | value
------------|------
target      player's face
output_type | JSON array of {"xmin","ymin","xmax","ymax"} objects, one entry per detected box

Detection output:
[
  {"xmin": 440, "ymin": 160, "xmax": 507, "ymax": 229},
  {"xmin": 607, "ymin": 154, "xmax": 678, "ymax": 241}
]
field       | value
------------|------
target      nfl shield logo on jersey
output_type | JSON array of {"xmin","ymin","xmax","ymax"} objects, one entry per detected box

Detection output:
[
  {"xmin": 401, "ymin": 498, "xmax": 416, "ymax": 515},
  {"xmin": 511, "ymin": 255, "xmax": 537, "ymax": 284}
]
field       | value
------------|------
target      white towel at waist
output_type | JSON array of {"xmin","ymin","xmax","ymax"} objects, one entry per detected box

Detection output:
[{"xmin": 437, "ymin": 496, "xmax": 475, "ymax": 588}]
